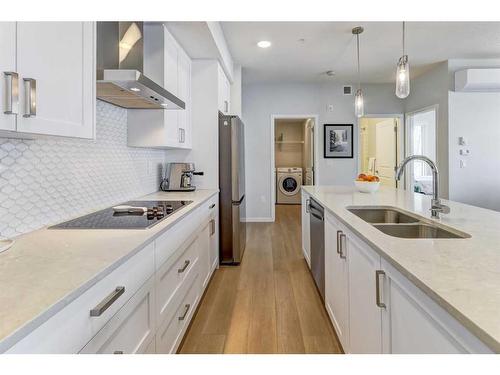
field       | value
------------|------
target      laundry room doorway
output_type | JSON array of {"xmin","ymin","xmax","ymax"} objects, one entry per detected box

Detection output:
[{"xmin": 270, "ymin": 115, "xmax": 319, "ymax": 221}]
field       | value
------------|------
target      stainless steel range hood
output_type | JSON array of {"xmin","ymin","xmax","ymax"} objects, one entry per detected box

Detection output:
[{"xmin": 96, "ymin": 22, "xmax": 185, "ymax": 110}]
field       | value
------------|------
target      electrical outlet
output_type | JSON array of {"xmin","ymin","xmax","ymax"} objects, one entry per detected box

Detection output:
[{"xmin": 327, "ymin": 104, "xmax": 334, "ymax": 112}]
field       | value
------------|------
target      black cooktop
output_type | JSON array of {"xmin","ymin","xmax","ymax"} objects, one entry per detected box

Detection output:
[{"xmin": 49, "ymin": 200, "xmax": 192, "ymax": 230}]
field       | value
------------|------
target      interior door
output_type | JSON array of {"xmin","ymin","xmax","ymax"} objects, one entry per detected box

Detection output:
[
  {"xmin": 304, "ymin": 119, "xmax": 314, "ymax": 185},
  {"xmin": 16, "ymin": 22, "xmax": 95, "ymax": 138},
  {"xmin": 375, "ymin": 119, "xmax": 396, "ymax": 187},
  {"xmin": 0, "ymin": 22, "xmax": 17, "ymax": 132}
]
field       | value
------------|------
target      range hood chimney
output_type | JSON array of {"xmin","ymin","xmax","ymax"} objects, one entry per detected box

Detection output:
[{"xmin": 96, "ymin": 22, "xmax": 185, "ymax": 110}]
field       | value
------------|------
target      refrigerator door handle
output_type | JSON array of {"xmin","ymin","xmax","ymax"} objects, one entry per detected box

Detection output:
[{"xmin": 232, "ymin": 194, "xmax": 245, "ymax": 205}]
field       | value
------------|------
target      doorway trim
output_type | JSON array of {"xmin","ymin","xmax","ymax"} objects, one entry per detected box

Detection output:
[
  {"xmin": 404, "ymin": 104, "xmax": 439, "ymax": 192},
  {"xmin": 358, "ymin": 113, "xmax": 404, "ymax": 187},
  {"xmin": 270, "ymin": 114, "xmax": 320, "ymax": 222}
]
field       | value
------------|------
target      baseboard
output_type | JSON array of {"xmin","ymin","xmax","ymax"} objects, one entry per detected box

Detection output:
[{"xmin": 242, "ymin": 217, "xmax": 274, "ymax": 223}]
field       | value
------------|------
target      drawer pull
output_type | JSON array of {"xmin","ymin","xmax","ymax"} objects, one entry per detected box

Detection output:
[
  {"xmin": 178, "ymin": 260, "xmax": 190, "ymax": 273},
  {"xmin": 210, "ymin": 219, "xmax": 216, "ymax": 236},
  {"xmin": 90, "ymin": 286, "xmax": 125, "ymax": 317},
  {"xmin": 209, "ymin": 204, "xmax": 216, "ymax": 209},
  {"xmin": 113, "ymin": 351, "xmax": 124, "ymax": 354},
  {"xmin": 178, "ymin": 304, "xmax": 191, "ymax": 321}
]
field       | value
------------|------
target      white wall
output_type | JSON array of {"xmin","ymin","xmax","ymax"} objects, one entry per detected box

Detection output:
[
  {"xmin": 447, "ymin": 59, "xmax": 500, "ymax": 210},
  {"xmin": 448, "ymin": 92, "xmax": 500, "ymax": 210},
  {"xmin": 242, "ymin": 81, "xmax": 403, "ymax": 220}
]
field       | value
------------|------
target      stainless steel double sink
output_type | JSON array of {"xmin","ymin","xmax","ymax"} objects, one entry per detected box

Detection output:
[{"xmin": 346, "ymin": 207, "xmax": 470, "ymax": 239}]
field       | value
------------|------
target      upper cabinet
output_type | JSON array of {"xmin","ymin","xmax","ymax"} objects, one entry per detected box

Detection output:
[
  {"xmin": 128, "ymin": 24, "xmax": 192, "ymax": 149},
  {"xmin": 217, "ymin": 64, "xmax": 231, "ymax": 114},
  {"xmin": 1, "ymin": 22, "xmax": 95, "ymax": 139},
  {"xmin": 0, "ymin": 22, "xmax": 16, "ymax": 132}
]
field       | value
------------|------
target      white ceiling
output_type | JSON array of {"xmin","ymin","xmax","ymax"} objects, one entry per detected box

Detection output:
[{"xmin": 220, "ymin": 22, "xmax": 500, "ymax": 84}]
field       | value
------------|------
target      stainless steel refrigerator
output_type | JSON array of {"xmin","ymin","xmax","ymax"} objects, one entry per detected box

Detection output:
[{"xmin": 219, "ymin": 112, "xmax": 246, "ymax": 264}]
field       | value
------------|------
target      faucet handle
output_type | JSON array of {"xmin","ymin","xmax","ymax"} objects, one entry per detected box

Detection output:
[{"xmin": 431, "ymin": 201, "xmax": 450, "ymax": 215}]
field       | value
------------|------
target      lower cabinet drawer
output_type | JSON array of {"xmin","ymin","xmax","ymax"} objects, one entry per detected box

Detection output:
[
  {"xmin": 6, "ymin": 243, "xmax": 155, "ymax": 353},
  {"xmin": 80, "ymin": 276, "xmax": 156, "ymax": 354},
  {"xmin": 156, "ymin": 268, "xmax": 201, "ymax": 354},
  {"xmin": 156, "ymin": 233, "xmax": 199, "ymax": 325}
]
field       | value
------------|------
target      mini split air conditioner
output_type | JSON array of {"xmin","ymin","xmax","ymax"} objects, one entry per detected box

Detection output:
[{"xmin": 455, "ymin": 68, "xmax": 500, "ymax": 92}]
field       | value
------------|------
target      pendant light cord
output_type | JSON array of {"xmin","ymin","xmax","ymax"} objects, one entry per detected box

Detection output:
[
  {"xmin": 402, "ymin": 21, "xmax": 406, "ymax": 56},
  {"xmin": 356, "ymin": 33, "xmax": 361, "ymax": 90}
]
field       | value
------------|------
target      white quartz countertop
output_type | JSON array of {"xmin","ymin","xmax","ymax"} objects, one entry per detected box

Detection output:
[
  {"xmin": 302, "ymin": 185, "xmax": 500, "ymax": 352},
  {"xmin": 0, "ymin": 189, "xmax": 218, "ymax": 351}
]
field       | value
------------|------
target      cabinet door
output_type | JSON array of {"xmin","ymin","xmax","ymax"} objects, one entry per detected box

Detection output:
[
  {"xmin": 224, "ymin": 75, "xmax": 231, "ymax": 114},
  {"xmin": 0, "ymin": 22, "xmax": 16, "ymax": 132},
  {"xmin": 324, "ymin": 213, "xmax": 349, "ymax": 351},
  {"xmin": 381, "ymin": 259, "xmax": 491, "ymax": 354},
  {"xmin": 16, "ymin": 22, "xmax": 95, "ymax": 138},
  {"xmin": 164, "ymin": 28, "xmax": 178, "ymax": 95},
  {"xmin": 347, "ymin": 233, "xmax": 383, "ymax": 353},
  {"xmin": 177, "ymin": 49, "xmax": 191, "ymax": 149},
  {"xmin": 80, "ymin": 277, "xmax": 156, "ymax": 354},
  {"xmin": 301, "ymin": 192, "xmax": 311, "ymax": 267},
  {"xmin": 209, "ymin": 216, "xmax": 218, "ymax": 272},
  {"xmin": 198, "ymin": 221, "xmax": 212, "ymax": 290}
]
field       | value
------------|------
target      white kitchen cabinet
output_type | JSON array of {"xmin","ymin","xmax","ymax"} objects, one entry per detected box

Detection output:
[
  {"xmin": 0, "ymin": 22, "xmax": 95, "ymax": 139},
  {"xmin": 80, "ymin": 276, "xmax": 156, "ymax": 354},
  {"xmin": 198, "ymin": 221, "xmax": 212, "ymax": 290},
  {"xmin": 324, "ymin": 212, "xmax": 349, "ymax": 351},
  {"xmin": 380, "ymin": 259, "xmax": 492, "ymax": 354},
  {"xmin": 128, "ymin": 25, "xmax": 191, "ymax": 149},
  {"xmin": 16, "ymin": 22, "xmax": 95, "ymax": 138},
  {"xmin": 217, "ymin": 64, "xmax": 231, "ymax": 114},
  {"xmin": 209, "ymin": 215, "xmax": 219, "ymax": 273},
  {"xmin": 177, "ymin": 48, "xmax": 192, "ymax": 148},
  {"xmin": 301, "ymin": 192, "xmax": 311, "ymax": 267},
  {"xmin": 347, "ymin": 232, "xmax": 383, "ymax": 353},
  {"xmin": 0, "ymin": 22, "xmax": 16, "ymax": 132}
]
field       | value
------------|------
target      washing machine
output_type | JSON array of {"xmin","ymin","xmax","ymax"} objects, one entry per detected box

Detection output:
[{"xmin": 276, "ymin": 167, "xmax": 303, "ymax": 204}]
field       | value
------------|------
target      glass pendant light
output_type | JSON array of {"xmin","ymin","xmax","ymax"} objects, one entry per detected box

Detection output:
[
  {"xmin": 395, "ymin": 22, "xmax": 410, "ymax": 98},
  {"xmin": 352, "ymin": 26, "xmax": 364, "ymax": 118}
]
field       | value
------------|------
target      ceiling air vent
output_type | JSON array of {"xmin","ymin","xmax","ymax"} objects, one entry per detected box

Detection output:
[{"xmin": 343, "ymin": 85, "xmax": 353, "ymax": 95}]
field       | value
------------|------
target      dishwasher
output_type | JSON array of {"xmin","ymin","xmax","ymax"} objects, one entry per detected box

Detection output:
[{"xmin": 308, "ymin": 197, "xmax": 325, "ymax": 300}]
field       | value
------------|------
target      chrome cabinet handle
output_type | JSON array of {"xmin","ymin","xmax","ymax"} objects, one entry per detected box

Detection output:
[
  {"xmin": 224, "ymin": 100, "xmax": 229, "ymax": 113},
  {"xmin": 113, "ymin": 351, "xmax": 124, "ymax": 354},
  {"xmin": 178, "ymin": 260, "xmax": 190, "ymax": 273},
  {"xmin": 339, "ymin": 233, "xmax": 347, "ymax": 259},
  {"xmin": 178, "ymin": 304, "xmax": 190, "ymax": 321},
  {"xmin": 23, "ymin": 78, "xmax": 36, "ymax": 117},
  {"xmin": 4, "ymin": 72, "xmax": 19, "ymax": 115},
  {"xmin": 336, "ymin": 230, "xmax": 342, "ymax": 254},
  {"xmin": 90, "ymin": 286, "xmax": 125, "ymax": 317},
  {"xmin": 305, "ymin": 198, "xmax": 310, "ymax": 213},
  {"xmin": 209, "ymin": 203, "xmax": 216, "ymax": 209},
  {"xmin": 210, "ymin": 219, "xmax": 216, "ymax": 236},
  {"xmin": 376, "ymin": 270, "xmax": 386, "ymax": 309},
  {"xmin": 179, "ymin": 128, "xmax": 185, "ymax": 143}
]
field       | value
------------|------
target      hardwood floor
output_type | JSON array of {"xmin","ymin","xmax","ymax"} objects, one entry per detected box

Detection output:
[{"xmin": 178, "ymin": 204, "xmax": 342, "ymax": 354}]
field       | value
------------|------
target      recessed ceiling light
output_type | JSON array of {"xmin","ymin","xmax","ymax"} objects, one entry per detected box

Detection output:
[
  {"xmin": 161, "ymin": 103, "xmax": 168, "ymax": 107},
  {"xmin": 130, "ymin": 87, "xmax": 140, "ymax": 92},
  {"xmin": 257, "ymin": 40, "xmax": 271, "ymax": 48}
]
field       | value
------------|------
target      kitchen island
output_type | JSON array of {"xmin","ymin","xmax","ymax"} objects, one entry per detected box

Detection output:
[{"xmin": 302, "ymin": 185, "xmax": 500, "ymax": 353}]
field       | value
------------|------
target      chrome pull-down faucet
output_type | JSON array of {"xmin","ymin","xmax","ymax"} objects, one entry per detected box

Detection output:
[{"xmin": 395, "ymin": 155, "xmax": 450, "ymax": 219}]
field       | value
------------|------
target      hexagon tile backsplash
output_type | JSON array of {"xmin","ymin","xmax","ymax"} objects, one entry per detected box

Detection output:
[{"xmin": 0, "ymin": 100, "xmax": 168, "ymax": 238}]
